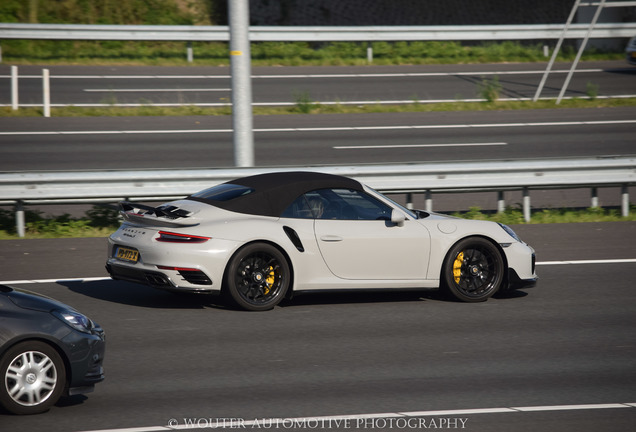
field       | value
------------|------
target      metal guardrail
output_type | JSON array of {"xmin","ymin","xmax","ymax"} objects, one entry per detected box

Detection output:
[
  {"xmin": 1, "ymin": 157, "xmax": 634, "ymax": 236},
  {"xmin": 1, "ymin": 23, "xmax": 636, "ymax": 42}
]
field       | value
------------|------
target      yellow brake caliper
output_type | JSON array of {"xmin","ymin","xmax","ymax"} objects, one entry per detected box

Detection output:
[
  {"xmin": 264, "ymin": 266, "xmax": 275, "ymax": 295},
  {"xmin": 453, "ymin": 252, "xmax": 464, "ymax": 284}
]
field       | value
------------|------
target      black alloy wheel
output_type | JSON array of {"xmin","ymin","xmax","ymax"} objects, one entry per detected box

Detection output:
[
  {"xmin": 442, "ymin": 237, "xmax": 504, "ymax": 302},
  {"xmin": 225, "ymin": 243, "xmax": 290, "ymax": 311}
]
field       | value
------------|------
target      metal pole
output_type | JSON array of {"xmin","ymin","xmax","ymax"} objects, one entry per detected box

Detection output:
[
  {"xmin": 497, "ymin": 191, "xmax": 505, "ymax": 213},
  {"xmin": 187, "ymin": 41, "xmax": 193, "ymax": 63},
  {"xmin": 43, "ymin": 68, "xmax": 51, "ymax": 117},
  {"xmin": 229, "ymin": 0, "xmax": 254, "ymax": 167},
  {"xmin": 621, "ymin": 185, "xmax": 630, "ymax": 217},
  {"xmin": 367, "ymin": 42, "xmax": 373, "ymax": 64},
  {"xmin": 11, "ymin": 65, "xmax": 18, "ymax": 110},
  {"xmin": 556, "ymin": 0, "xmax": 606, "ymax": 105},
  {"xmin": 523, "ymin": 188, "xmax": 531, "ymax": 222},
  {"xmin": 591, "ymin": 187, "xmax": 599, "ymax": 208},
  {"xmin": 425, "ymin": 190, "xmax": 432, "ymax": 213},
  {"xmin": 16, "ymin": 200, "xmax": 25, "ymax": 238},
  {"xmin": 533, "ymin": 0, "xmax": 582, "ymax": 102},
  {"xmin": 405, "ymin": 192, "xmax": 413, "ymax": 210}
]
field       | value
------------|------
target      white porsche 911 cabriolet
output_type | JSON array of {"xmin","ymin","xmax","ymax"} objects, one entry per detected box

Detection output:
[{"xmin": 106, "ymin": 171, "xmax": 537, "ymax": 311}]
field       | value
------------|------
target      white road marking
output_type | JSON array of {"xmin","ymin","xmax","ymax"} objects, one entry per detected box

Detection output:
[
  {"xmin": 0, "ymin": 68, "xmax": 606, "ymax": 80},
  {"xmin": 73, "ymin": 402, "xmax": 636, "ymax": 432},
  {"xmin": 536, "ymin": 258, "xmax": 636, "ymax": 266},
  {"xmin": 1, "ymin": 259, "xmax": 633, "ymax": 286},
  {"xmin": 333, "ymin": 142, "xmax": 508, "ymax": 149},
  {"xmin": 0, "ymin": 277, "xmax": 110, "ymax": 285},
  {"xmin": 0, "ymin": 119, "xmax": 634, "ymax": 136},
  {"xmin": 83, "ymin": 88, "xmax": 231, "ymax": 92}
]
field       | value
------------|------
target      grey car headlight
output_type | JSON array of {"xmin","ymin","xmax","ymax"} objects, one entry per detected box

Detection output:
[
  {"xmin": 52, "ymin": 310, "xmax": 95, "ymax": 334},
  {"xmin": 498, "ymin": 223, "xmax": 521, "ymax": 242}
]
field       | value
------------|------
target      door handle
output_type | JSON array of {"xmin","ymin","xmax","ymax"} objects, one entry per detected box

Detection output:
[{"xmin": 320, "ymin": 235, "xmax": 343, "ymax": 242}]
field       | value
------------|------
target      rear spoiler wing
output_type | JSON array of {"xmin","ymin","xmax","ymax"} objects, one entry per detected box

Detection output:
[{"xmin": 119, "ymin": 201, "xmax": 200, "ymax": 228}]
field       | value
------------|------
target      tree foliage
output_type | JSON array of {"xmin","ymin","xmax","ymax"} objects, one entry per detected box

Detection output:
[{"xmin": 0, "ymin": 0, "xmax": 213, "ymax": 25}]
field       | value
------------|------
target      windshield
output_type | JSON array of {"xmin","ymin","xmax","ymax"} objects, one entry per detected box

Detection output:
[{"xmin": 367, "ymin": 188, "xmax": 419, "ymax": 219}]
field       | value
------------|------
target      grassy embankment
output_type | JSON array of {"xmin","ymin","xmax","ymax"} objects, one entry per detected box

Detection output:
[{"xmin": 1, "ymin": 205, "xmax": 635, "ymax": 240}]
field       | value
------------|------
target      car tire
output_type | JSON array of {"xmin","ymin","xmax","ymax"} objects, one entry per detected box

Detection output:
[
  {"xmin": 0, "ymin": 341, "xmax": 66, "ymax": 415},
  {"xmin": 224, "ymin": 243, "xmax": 290, "ymax": 311},
  {"xmin": 442, "ymin": 237, "xmax": 504, "ymax": 302}
]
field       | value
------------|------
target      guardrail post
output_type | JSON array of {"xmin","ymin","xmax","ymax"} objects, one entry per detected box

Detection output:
[
  {"xmin": 497, "ymin": 191, "xmax": 505, "ymax": 213},
  {"xmin": 16, "ymin": 200, "xmax": 25, "ymax": 238},
  {"xmin": 43, "ymin": 68, "xmax": 51, "ymax": 117},
  {"xmin": 523, "ymin": 188, "xmax": 531, "ymax": 222},
  {"xmin": 11, "ymin": 65, "xmax": 18, "ymax": 110},
  {"xmin": 425, "ymin": 190, "xmax": 432, "ymax": 212},
  {"xmin": 621, "ymin": 184, "xmax": 630, "ymax": 217},
  {"xmin": 591, "ymin": 187, "xmax": 599, "ymax": 208},
  {"xmin": 405, "ymin": 192, "xmax": 413, "ymax": 209},
  {"xmin": 187, "ymin": 42, "xmax": 193, "ymax": 63},
  {"xmin": 367, "ymin": 42, "xmax": 373, "ymax": 63}
]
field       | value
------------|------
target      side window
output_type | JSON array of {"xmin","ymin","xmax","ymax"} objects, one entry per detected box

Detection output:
[
  {"xmin": 281, "ymin": 189, "xmax": 392, "ymax": 220},
  {"xmin": 281, "ymin": 192, "xmax": 325, "ymax": 219},
  {"xmin": 323, "ymin": 189, "xmax": 392, "ymax": 220}
]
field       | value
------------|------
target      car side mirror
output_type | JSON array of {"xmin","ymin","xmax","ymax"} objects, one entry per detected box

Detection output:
[{"xmin": 391, "ymin": 209, "xmax": 405, "ymax": 227}]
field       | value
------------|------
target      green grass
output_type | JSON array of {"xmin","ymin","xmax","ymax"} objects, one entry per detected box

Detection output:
[
  {"xmin": 2, "ymin": 96, "xmax": 635, "ymax": 118},
  {"xmin": 1, "ymin": 40, "xmax": 625, "ymax": 67},
  {"xmin": 0, "ymin": 206, "xmax": 121, "ymax": 240},
  {"xmin": 0, "ymin": 205, "xmax": 633, "ymax": 240},
  {"xmin": 450, "ymin": 206, "xmax": 636, "ymax": 225}
]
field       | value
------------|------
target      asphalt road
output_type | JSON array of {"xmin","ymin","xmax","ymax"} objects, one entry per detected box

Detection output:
[
  {"xmin": 2, "ymin": 106, "xmax": 634, "ymax": 213},
  {"xmin": 2, "ymin": 61, "xmax": 635, "ymax": 106},
  {"xmin": 0, "ymin": 222, "xmax": 635, "ymax": 431},
  {"xmin": 1, "ymin": 108, "xmax": 635, "ymax": 171}
]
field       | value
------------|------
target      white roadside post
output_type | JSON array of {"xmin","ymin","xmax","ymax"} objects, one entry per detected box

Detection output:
[
  {"xmin": 43, "ymin": 68, "xmax": 51, "ymax": 117},
  {"xmin": 16, "ymin": 201, "xmax": 25, "ymax": 238},
  {"xmin": 11, "ymin": 65, "xmax": 18, "ymax": 110}
]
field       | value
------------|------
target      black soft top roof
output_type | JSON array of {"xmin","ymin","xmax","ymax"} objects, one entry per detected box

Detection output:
[{"xmin": 189, "ymin": 171, "xmax": 363, "ymax": 217}]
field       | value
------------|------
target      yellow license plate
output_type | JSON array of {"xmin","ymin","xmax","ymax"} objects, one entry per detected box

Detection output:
[{"xmin": 115, "ymin": 247, "xmax": 139, "ymax": 262}]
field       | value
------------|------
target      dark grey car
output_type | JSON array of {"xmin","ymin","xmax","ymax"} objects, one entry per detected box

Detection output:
[{"xmin": 0, "ymin": 284, "xmax": 105, "ymax": 415}]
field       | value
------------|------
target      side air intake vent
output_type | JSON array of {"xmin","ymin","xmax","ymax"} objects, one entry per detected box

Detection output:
[{"xmin": 283, "ymin": 226, "xmax": 304, "ymax": 252}]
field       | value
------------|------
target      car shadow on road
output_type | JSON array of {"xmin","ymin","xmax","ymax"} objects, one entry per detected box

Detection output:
[
  {"xmin": 60, "ymin": 280, "xmax": 529, "ymax": 310},
  {"xmin": 60, "ymin": 279, "xmax": 227, "ymax": 310},
  {"xmin": 280, "ymin": 289, "xmax": 445, "ymax": 307},
  {"xmin": 605, "ymin": 67, "xmax": 636, "ymax": 75},
  {"xmin": 287, "ymin": 286, "xmax": 530, "ymax": 307}
]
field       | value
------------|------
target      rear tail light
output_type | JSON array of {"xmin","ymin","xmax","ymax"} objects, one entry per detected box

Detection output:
[{"xmin": 156, "ymin": 231, "xmax": 210, "ymax": 243}]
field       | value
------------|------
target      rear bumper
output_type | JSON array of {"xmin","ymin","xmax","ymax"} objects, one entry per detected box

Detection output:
[
  {"xmin": 106, "ymin": 262, "xmax": 219, "ymax": 294},
  {"xmin": 106, "ymin": 262, "xmax": 175, "ymax": 288}
]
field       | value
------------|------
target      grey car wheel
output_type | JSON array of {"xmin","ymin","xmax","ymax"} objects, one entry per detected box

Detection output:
[
  {"xmin": 0, "ymin": 341, "xmax": 66, "ymax": 415},
  {"xmin": 225, "ymin": 243, "xmax": 290, "ymax": 311}
]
